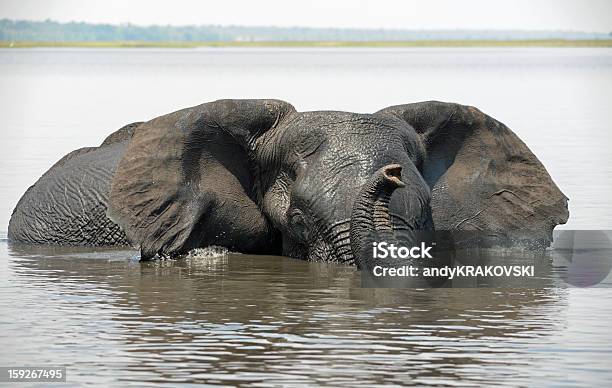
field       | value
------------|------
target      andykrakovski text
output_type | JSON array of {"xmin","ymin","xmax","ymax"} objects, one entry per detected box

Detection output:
[{"xmin": 372, "ymin": 265, "xmax": 535, "ymax": 279}]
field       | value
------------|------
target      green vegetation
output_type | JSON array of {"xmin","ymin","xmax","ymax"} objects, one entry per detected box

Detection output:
[
  {"xmin": 2, "ymin": 19, "xmax": 612, "ymax": 44},
  {"xmin": 2, "ymin": 40, "xmax": 612, "ymax": 49},
  {"xmin": 2, "ymin": 19, "xmax": 611, "ymax": 48}
]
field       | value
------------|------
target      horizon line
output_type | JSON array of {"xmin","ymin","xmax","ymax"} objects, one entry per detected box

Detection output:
[{"xmin": 2, "ymin": 18, "xmax": 610, "ymax": 35}]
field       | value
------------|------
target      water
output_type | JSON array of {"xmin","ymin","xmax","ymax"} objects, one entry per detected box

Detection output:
[
  {"xmin": 1, "ymin": 241, "xmax": 612, "ymax": 386},
  {"xmin": 1, "ymin": 48, "xmax": 611, "ymax": 386}
]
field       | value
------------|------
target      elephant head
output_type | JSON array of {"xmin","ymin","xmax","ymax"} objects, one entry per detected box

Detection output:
[{"xmin": 108, "ymin": 99, "xmax": 569, "ymax": 268}]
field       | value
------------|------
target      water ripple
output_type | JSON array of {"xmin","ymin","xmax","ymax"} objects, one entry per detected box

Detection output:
[{"xmin": 1, "ymin": 242, "xmax": 612, "ymax": 386}]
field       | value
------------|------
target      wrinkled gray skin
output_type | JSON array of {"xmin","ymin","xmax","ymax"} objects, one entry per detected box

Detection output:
[
  {"xmin": 8, "ymin": 122, "xmax": 141, "ymax": 246},
  {"xmin": 9, "ymin": 100, "xmax": 569, "ymax": 269}
]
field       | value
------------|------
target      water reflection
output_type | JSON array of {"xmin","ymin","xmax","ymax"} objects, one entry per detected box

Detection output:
[{"xmin": 2, "ymin": 242, "xmax": 586, "ymax": 386}]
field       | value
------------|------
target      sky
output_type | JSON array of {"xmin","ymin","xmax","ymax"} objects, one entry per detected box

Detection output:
[{"xmin": 0, "ymin": 0, "xmax": 611, "ymax": 32}]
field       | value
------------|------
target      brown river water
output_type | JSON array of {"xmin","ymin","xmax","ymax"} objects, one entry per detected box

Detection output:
[
  {"xmin": 1, "ymin": 48, "xmax": 611, "ymax": 386},
  {"xmin": 1, "ymin": 238, "xmax": 612, "ymax": 386}
]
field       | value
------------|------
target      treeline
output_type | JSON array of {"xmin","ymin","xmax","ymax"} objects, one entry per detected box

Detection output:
[{"xmin": 1, "ymin": 19, "xmax": 610, "ymax": 42}]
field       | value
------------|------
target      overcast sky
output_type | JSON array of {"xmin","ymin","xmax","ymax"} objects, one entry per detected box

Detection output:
[{"xmin": 1, "ymin": 0, "xmax": 611, "ymax": 32}]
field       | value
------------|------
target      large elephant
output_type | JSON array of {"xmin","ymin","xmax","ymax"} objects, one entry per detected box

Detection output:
[{"xmin": 8, "ymin": 100, "xmax": 569, "ymax": 269}]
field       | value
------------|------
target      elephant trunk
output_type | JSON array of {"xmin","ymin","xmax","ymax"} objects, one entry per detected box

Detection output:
[{"xmin": 349, "ymin": 164, "xmax": 409, "ymax": 270}]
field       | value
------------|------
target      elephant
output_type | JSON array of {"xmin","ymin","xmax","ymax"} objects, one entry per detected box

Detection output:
[{"xmin": 8, "ymin": 99, "xmax": 569, "ymax": 270}]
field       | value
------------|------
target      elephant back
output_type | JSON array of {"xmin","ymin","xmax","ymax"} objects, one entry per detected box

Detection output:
[{"xmin": 8, "ymin": 123, "xmax": 142, "ymax": 246}]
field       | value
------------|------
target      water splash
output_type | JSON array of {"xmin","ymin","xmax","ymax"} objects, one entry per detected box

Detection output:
[{"xmin": 184, "ymin": 246, "xmax": 230, "ymax": 259}]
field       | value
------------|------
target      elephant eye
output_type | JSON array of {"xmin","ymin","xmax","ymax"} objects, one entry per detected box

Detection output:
[{"xmin": 288, "ymin": 209, "xmax": 309, "ymax": 240}]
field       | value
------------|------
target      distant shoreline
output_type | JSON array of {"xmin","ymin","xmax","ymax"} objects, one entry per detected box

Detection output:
[{"xmin": 2, "ymin": 40, "xmax": 612, "ymax": 48}]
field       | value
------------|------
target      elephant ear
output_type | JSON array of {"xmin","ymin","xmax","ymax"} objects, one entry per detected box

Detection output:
[
  {"xmin": 108, "ymin": 99, "xmax": 296, "ymax": 259},
  {"xmin": 376, "ymin": 101, "xmax": 569, "ymax": 247}
]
